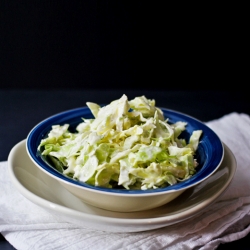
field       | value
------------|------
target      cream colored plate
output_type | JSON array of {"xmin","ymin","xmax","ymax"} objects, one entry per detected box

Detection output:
[{"xmin": 8, "ymin": 140, "xmax": 236, "ymax": 232}]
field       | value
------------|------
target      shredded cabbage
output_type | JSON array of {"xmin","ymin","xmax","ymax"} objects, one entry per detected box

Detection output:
[{"xmin": 38, "ymin": 94, "xmax": 203, "ymax": 190}]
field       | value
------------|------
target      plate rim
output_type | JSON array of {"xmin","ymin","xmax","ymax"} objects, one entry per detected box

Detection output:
[{"xmin": 7, "ymin": 139, "xmax": 236, "ymax": 232}]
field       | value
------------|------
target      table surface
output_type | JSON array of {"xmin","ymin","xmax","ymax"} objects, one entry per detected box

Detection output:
[{"xmin": 1, "ymin": 89, "xmax": 250, "ymax": 249}]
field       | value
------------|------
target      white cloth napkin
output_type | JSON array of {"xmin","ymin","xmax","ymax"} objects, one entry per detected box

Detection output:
[{"xmin": 1, "ymin": 112, "xmax": 250, "ymax": 250}]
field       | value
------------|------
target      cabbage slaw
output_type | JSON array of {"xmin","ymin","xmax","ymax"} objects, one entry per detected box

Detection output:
[{"xmin": 38, "ymin": 94, "xmax": 202, "ymax": 190}]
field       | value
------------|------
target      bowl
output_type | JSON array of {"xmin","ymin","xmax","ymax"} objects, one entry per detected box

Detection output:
[{"xmin": 26, "ymin": 101, "xmax": 224, "ymax": 212}]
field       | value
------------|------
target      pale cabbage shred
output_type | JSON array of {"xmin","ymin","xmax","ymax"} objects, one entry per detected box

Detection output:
[{"xmin": 38, "ymin": 94, "xmax": 202, "ymax": 190}]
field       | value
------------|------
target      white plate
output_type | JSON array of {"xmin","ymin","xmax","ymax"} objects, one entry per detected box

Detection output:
[{"xmin": 8, "ymin": 140, "xmax": 236, "ymax": 233}]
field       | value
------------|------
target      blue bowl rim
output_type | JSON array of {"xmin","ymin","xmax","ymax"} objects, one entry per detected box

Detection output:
[{"xmin": 26, "ymin": 106, "xmax": 224, "ymax": 195}]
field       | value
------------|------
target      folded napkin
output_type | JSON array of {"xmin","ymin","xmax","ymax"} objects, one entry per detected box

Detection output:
[{"xmin": 1, "ymin": 112, "xmax": 250, "ymax": 250}]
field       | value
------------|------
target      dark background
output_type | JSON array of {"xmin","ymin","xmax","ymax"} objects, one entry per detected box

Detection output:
[
  {"xmin": 0, "ymin": 1, "xmax": 248, "ymax": 90},
  {"xmin": 1, "ymin": 1, "xmax": 249, "ymax": 249}
]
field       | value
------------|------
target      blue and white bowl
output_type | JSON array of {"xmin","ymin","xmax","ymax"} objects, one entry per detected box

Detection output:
[{"xmin": 26, "ymin": 106, "xmax": 224, "ymax": 212}]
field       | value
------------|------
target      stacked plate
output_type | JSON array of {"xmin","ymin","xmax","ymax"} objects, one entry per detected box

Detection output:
[
  {"xmin": 8, "ymin": 105, "xmax": 237, "ymax": 232},
  {"xmin": 8, "ymin": 140, "xmax": 236, "ymax": 233}
]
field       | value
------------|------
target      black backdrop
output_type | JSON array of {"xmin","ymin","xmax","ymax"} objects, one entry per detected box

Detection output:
[{"xmin": 0, "ymin": 1, "xmax": 247, "ymax": 90}]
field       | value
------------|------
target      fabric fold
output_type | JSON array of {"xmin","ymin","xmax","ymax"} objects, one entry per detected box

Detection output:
[{"xmin": 1, "ymin": 112, "xmax": 250, "ymax": 250}]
